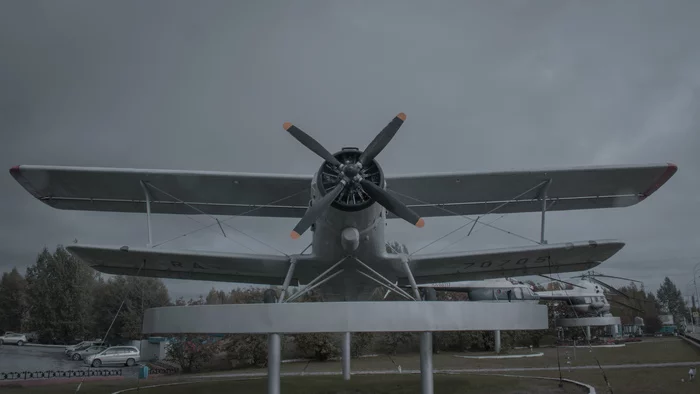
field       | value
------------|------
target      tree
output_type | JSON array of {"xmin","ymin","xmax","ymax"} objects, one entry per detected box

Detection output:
[
  {"xmin": 0, "ymin": 268, "xmax": 28, "ymax": 332},
  {"xmin": 25, "ymin": 246, "xmax": 96, "ymax": 343},
  {"xmin": 656, "ymin": 277, "xmax": 689, "ymax": 324},
  {"xmin": 91, "ymin": 276, "xmax": 170, "ymax": 340}
]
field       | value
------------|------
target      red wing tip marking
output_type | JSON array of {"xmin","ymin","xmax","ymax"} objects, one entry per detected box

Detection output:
[
  {"xmin": 283, "ymin": 122, "xmax": 293, "ymax": 131},
  {"xmin": 640, "ymin": 162, "xmax": 678, "ymax": 200},
  {"xmin": 290, "ymin": 231, "xmax": 301, "ymax": 239},
  {"xmin": 9, "ymin": 165, "xmax": 20, "ymax": 174},
  {"xmin": 415, "ymin": 218, "xmax": 425, "ymax": 228},
  {"xmin": 396, "ymin": 112, "xmax": 407, "ymax": 121}
]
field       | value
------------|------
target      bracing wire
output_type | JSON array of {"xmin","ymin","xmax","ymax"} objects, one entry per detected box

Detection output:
[
  {"xmin": 74, "ymin": 261, "xmax": 146, "ymax": 393},
  {"xmin": 150, "ymin": 189, "xmax": 309, "ymax": 249},
  {"xmin": 387, "ymin": 183, "xmax": 545, "ymax": 256},
  {"xmin": 144, "ymin": 182, "xmax": 291, "ymax": 256}
]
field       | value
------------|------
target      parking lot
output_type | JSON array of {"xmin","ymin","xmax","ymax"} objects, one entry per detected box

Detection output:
[{"xmin": 0, "ymin": 344, "xmax": 140, "ymax": 376}]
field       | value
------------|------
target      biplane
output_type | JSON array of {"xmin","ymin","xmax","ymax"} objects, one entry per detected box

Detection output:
[{"xmin": 9, "ymin": 113, "xmax": 678, "ymax": 302}]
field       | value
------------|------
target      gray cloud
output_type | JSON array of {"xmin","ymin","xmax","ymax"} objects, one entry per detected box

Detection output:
[{"xmin": 1, "ymin": 0, "xmax": 698, "ymax": 299}]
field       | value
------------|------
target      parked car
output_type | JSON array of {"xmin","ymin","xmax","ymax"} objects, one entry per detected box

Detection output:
[
  {"xmin": 71, "ymin": 345, "xmax": 108, "ymax": 361},
  {"xmin": 66, "ymin": 341, "xmax": 109, "ymax": 357},
  {"xmin": 0, "ymin": 333, "xmax": 28, "ymax": 346},
  {"xmin": 84, "ymin": 346, "xmax": 140, "ymax": 368},
  {"xmin": 64, "ymin": 339, "xmax": 109, "ymax": 356}
]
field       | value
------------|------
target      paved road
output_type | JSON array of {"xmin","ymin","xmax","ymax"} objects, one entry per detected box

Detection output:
[
  {"xmin": 0, "ymin": 345, "xmax": 78, "ymax": 372},
  {"xmin": 0, "ymin": 344, "xmax": 140, "ymax": 377}
]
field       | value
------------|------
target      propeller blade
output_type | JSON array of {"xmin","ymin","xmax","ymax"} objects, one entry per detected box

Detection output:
[
  {"xmin": 358, "ymin": 113, "xmax": 406, "ymax": 167},
  {"xmin": 589, "ymin": 277, "xmax": 629, "ymax": 299},
  {"xmin": 283, "ymin": 122, "xmax": 343, "ymax": 168},
  {"xmin": 537, "ymin": 274, "xmax": 587, "ymax": 289},
  {"xmin": 359, "ymin": 179, "xmax": 424, "ymax": 228},
  {"xmin": 290, "ymin": 181, "xmax": 346, "ymax": 239},
  {"xmin": 609, "ymin": 298, "xmax": 645, "ymax": 314}
]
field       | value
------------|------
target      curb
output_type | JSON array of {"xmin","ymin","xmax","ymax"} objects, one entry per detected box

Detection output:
[
  {"xmin": 471, "ymin": 373, "xmax": 596, "ymax": 394},
  {"xmin": 454, "ymin": 352, "xmax": 544, "ymax": 359}
]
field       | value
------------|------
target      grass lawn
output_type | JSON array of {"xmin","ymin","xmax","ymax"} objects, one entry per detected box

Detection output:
[
  {"xmin": 510, "ymin": 366, "xmax": 700, "ymax": 394},
  {"xmin": 274, "ymin": 337, "xmax": 700, "ymax": 374},
  {"xmin": 3, "ymin": 337, "xmax": 698, "ymax": 393},
  {"xmin": 1, "ymin": 374, "xmax": 585, "ymax": 394}
]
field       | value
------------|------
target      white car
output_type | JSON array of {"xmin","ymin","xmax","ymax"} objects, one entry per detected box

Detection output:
[{"xmin": 0, "ymin": 333, "xmax": 28, "ymax": 346}]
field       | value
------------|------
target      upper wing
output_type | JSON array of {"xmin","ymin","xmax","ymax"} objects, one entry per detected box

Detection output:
[
  {"xmin": 385, "ymin": 163, "xmax": 677, "ymax": 217},
  {"xmin": 10, "ymin": 165, "xmax": 311, "ymax": 217},
  {"xmin": 391, "ymin": 240, "xmax": 624, "ymax": 285},
  {"xmin": 66, "ymin": 244, "xmax": 313, "ymax": 285}
]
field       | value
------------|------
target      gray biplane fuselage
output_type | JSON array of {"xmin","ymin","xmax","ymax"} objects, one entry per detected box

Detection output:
[{"xmin": 9, "ymin": 113, "xmax": 678, "ymax": 302}]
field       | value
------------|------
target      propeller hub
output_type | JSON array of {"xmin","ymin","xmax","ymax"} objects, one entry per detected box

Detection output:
[{"xmin": 343, "ymin": 164, "xmax": 360, "ymax": 178}]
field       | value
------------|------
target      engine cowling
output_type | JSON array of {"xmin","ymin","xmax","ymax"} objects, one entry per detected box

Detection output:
[{"xmin": 316, "ymin": 147, "xmax": 385, "ymax": 212}]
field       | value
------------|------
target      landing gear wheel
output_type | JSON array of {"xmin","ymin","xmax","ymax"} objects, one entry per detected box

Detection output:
[{"xmin": 263, "ymin": 289, "xmax": 278, "ymax": 304}]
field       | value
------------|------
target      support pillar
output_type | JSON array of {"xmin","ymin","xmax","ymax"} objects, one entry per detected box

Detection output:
[
  {"xmin": 342, "ymin": 332, "xmax": 351, "ymax": 380},
  {"xmin": 494, "ymin": 330, "xmax": 501, "ymax": 354},
  {"xmin": 420, "ymin": 332, "xmax": 434, "ymax": 394},
  {"xmin": 585, "ymin": 326, "xmax": 591, "ymax": 341},
  {"xmin": 267, "ymin": 333, "xmax": 281, "ymax": 394}
]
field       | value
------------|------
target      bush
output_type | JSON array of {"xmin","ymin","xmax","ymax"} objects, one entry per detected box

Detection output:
[
  {"xmin": 225, "ymin": 334, "xmax": 269, "ymax": 367},
  {"xmin": 293, "ymin": 333, "xmax": 339, "ymax": 361},
  {"xmin": 165, "ymin": 334, "xmax": 221, "ymax": 373},
  {"xmin": 351, "ymin": 332, "xmax": 376, "ymax": 357}
]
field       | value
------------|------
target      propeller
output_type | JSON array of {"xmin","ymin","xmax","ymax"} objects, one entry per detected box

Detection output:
[{"xmin": 284, "ymin": 113, "xmax": 424, "ymax": 238}]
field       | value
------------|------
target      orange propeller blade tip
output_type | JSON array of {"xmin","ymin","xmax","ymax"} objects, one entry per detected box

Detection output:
[
  {"xmin": 396, "ymin": 112, "xmax": 407, "ymax": 121},
  {"xmin": 290, "ymin": 231, "xmax": 301, "ymax": 239},
  {"xmin": 415, "ymin": 218, "xmax": 425, "ymax": 228},
  {"xmin": 283, "ymin": 122, "xmax": 293, "ymax": 130}
]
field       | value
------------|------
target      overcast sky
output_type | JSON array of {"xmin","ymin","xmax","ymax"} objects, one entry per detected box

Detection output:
[{"xmin": 2, "ymin": 0, "xmax": 699, "ymax": 300}]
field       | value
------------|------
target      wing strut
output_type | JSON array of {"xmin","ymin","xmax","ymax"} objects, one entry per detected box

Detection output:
[
  {"xmin": 539, "ymin": 179, "xmax": 552, "ymax": 244},
  {"xmin": 140, "ymin": 181, "xmax": 153, "ymax": 247}
]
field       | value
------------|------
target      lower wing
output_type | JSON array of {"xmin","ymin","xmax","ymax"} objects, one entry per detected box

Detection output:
[
  {"xmin": 391, "ymin": 240, "xmax": 624, "ymax": 286},
  {"xmin": 66, "ymin": 245, "xmax": 312, "ymax": 285}
]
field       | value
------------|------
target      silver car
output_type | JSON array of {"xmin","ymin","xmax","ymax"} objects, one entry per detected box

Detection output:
[
  {"xmin": 84, "ymin": 346, "xmax": 140, "ymax": 368},
  {"xmin": 0, "ymin": 333, "xmax": 27, "ymax": 346},
  {"xmin": 71, "ymin": 345, "xmax": 108, "ymax": 361}
]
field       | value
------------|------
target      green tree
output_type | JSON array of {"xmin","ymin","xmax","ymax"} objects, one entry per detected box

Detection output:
[
  {"xmin": 91, "ymin": 276, "xmax": 170, "ymax": 340},
  {"xmin": 25, "ymin": 246, "xmax": 96, "ymax": 342},
  {"xmin": 0, "ymin": 268, "xmax": 28, "ymax": 332},
  {"xmin": 656, "ymin": 277, "xmax": 689, "ymax": 324}
]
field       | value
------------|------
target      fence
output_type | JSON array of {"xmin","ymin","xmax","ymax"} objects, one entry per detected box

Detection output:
[{"xmin": 0, "ymin": 367, "xmax": 178, "ymax": 381}]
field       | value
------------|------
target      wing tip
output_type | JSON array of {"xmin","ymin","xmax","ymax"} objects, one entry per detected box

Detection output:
[
  {"xmin": 9, "ymin": 165, "xmax": 20, "ymax": 175},
  {"xmin": 639, "ymin": 162, "xmax": 678, "ymax": 201}
]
